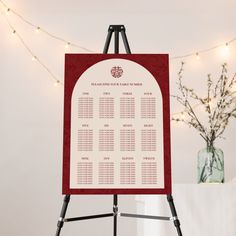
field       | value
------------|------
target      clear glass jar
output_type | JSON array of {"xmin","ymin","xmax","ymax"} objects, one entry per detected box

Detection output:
[{"xmin": 197, "ymin": 145, "xmax": 224, "ymax": 183}]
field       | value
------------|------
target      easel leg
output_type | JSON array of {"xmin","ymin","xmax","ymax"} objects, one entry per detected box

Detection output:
[
  {"xmin": 167, "ymin": 195, "xmax": 182, "ymax": 236},
  {"xmin": 55, "ymin": 195, "xmax": 71, "ymax": 236},
  {"xmin": 103, "ymin": 27, "xmax": 113, "ymax": 54},
  {"xmin": 120, "ymin": 28, "xmax": 131, "ymax": 54},
  {"xmin": 113, "ymin": 195, "xmax": 118, "ymax": 236}
]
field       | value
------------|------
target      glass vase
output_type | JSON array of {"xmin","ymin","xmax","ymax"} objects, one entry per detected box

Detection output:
[{"xmin": 197, "ymin": 145, "xmax": 224, "ymax": 183}]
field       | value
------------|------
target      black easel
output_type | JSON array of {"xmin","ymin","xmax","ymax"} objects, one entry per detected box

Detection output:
[{"xmin": 55, "ymin": 25, "xmax": 182, "ymax": 236}]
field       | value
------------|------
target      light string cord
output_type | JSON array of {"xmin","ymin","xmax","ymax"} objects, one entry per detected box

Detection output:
[
  {"xmin": 0, "ymin": 0, "xmax": 94, "ymax": 53},
  {"xmin": 1, "ymin": 0, "xmax": 236, "ymax": 60},
  {"xmin": 170, "ymin": 38, "xmax": 236, "ymax": 60},
  {"xmin": 0, "ymin": 9, "xmax": 63, "ymax": 86}
]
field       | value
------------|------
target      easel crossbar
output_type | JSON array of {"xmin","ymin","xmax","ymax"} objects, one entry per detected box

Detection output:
[
  {"xmin": 64, "ymin": 213, "xmax": 114, "ymax": 222},
  {"xmin": 64, "ymin": 212, "xmax": 171, "ymax": 223},
  {"xmin": 120, "ymin": 213, "xmax": 171, "ymax": 221}
]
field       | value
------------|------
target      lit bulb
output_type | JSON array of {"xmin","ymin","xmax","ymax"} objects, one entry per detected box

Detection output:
[
  {"xmin": 225, "ymin": 42, "xmax": 229, "ymax": 51},
  {"xmin": 65, "ymin": 42, "xmax": 70, "ymax": 49},
  {"xmin": 35, "ymin": 27, "xmax": 40, "ymax": 33},
  {"xmin": 232, "ymin": 81, "xmax": 236, "ymax": 91},
  {"xmin": 220, "ymin": 42, "xmax": 230, "ymax": 57},
  {"xmin": 54, "ymin": 80, "xmax": 60, "ymax": 86},
  {"xmin": 208, "ymin": 98, "xmax": 213, "ymax": 108},
  {"xmin": 195, "ymin": 52, "xmax": 200, "ymax": 60},
  {"xmin": 12, "ymin": 30, "xmax": 16, "ymax": 35},
  {"xmin": 32, "ymin": 56, "xmax": 37, "ymax": 61},
  {"xmin": 6, "ymin": 8, "xmax": 10, "ymax": 15},
  {"xmin": 230, "ymin": 82, "xmax": 236, "ymax": 98},
  {"xmin": 181, "ymin": 112, "xmax": 185, "ymax": 119}
]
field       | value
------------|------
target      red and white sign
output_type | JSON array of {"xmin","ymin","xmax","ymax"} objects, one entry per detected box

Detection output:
[{"xmin": 63, "ymin": 54, "xmax": 171, "ymax": 194}]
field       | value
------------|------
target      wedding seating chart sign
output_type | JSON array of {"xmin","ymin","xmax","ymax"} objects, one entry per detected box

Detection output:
[{"xmin": 63, "ymin": 54, "xmax": 171, "ymax": 194}]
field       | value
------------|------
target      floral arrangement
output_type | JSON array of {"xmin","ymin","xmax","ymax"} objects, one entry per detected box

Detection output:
[{"xmin": 172, "ymin": 62, "xmax": 236, "ymax": 147}]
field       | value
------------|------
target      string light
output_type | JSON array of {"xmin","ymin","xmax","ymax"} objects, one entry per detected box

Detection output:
[
  {"xmin": 225, "ymin": 42, "xmax": 229, "ymax": 51},
  {"xmin": 0, "ymin": 0, "xmax": 93, "ymax": 52},
  {"xmin": 6, "ymin": 7, "xmax": 10, "ymax": 15},
  {"xmin": 171, "ymin": 39, "xmax": 236, "ymax": 60},
  {"xmin": 54, "ymin": 80, "xmax": 60, "ymax": 87},
  {"xmin": 1, "ymin": 0, "xmax": 236, "ymax": 90},
  {"xmin": 208, "ymin": 100, "xmax": 212, "ymax": 108},
  {"xmin": 1, "ymin": 0, "xmax": 236, "ymax": 60},
  {"xmin": 65, "ymin": 42, "xmax": 70, "ymax": 49},
  {"xmin": 220, "ymin": 42, "xmax": 230, "ymax": 57},
  {"xmin": 195, "ymin": 52, "xmax": 200, "ymax": 60},
  {"xmin": 223, "ymin": 42, "xmax": 229, "ymax": 53},
  {"xmin": 31, "ymin": 56, "xmax": 37, "ymax": 61},
  {"xmin": 0, "ymin": 9, "xmax": 63, "ymax": 87},
  {"xmin": 181, "ymin": 112, "xmax": 185, "ymax": 119},
  {"xmin": 35, "ymin": 26, "xmax": 40, "ymax": 33},
  {"xmin": 171, "ymin": 102, "xmax": 202, "ymax": 122}
]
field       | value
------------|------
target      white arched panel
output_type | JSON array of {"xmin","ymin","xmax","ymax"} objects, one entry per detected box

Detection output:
[{"xmin": 69, "ymin": 58, "xmax": 164, "ymax": 190}]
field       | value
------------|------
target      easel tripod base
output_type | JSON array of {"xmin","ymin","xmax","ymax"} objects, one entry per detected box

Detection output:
[{"xmin": 55, "ymin": 194, "xmax": 182, "ymax": 236}]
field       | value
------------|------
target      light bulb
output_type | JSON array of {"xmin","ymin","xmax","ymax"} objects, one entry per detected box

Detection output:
[
  {"xmin": 220, "ymin": 42, "xmax": 230, "ymax": 57},
  {"xmin": 208, "ymin": 98, "xmax": 213, "ymax": 108},
  {"xmin": 32, "ymin": 56, "xmax": 37, "ymax": 61},
  {"xmin": 6, "ymin": 8, "xmax": 10, "ymax": 15},
  {"xmin": 181, "ymin": 112, "xmax": 185, "ymax": 119},
  {"xmin": 232, "ymin": 81, "xmax": 236, "ymax": 91},
  {"xmin": 54, "ymin": 80, "xmax": 60, "ymax": 86},
  {"xmin": 12, "ymin": 30, "xmax": 16, "ymax": 35},
  {"xmin": 35, "ymin": 27, "xmax": 40, "ymax": 33},
  {"xmin": 225, "ymin": 42, "xmax": 229, "ymax": 51},
  {"xmin": 65, "ymin": 42, "xmax": 70, "ymax": 49},
  {"xmin": 231, "ymin": 82, "xmax": 236, "ymax": 98},
  {"xmin": 195, "ymin": 52, "xmax": 200, "ymax": 60}
]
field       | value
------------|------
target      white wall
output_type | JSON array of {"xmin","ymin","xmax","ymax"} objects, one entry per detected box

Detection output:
[{"xmin": 1, "ymin": 0, "xmax": 236, "ymax": 235}]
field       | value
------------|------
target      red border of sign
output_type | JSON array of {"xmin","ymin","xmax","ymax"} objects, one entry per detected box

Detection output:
[{"xmin": 62, "ymin": 54, "xmax": 171, "ymax": 194}]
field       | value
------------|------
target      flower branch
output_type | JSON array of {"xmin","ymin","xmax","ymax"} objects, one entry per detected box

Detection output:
[{"xmin": 172, "ymin": 63, "xmax": 236, "ymax": 147}]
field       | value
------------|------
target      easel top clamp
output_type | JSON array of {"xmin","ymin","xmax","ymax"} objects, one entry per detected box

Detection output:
[{"xmin": 103, "ymin": 25, "xmax": 131, "ymax": 54}]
